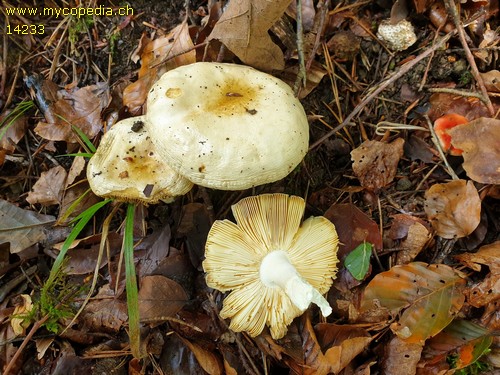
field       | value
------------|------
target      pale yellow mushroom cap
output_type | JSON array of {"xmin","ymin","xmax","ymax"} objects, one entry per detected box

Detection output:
[
  {"xmin": 145, "ymin": 62, "xmax": 309, "ymax": 190},
  {"xmin": 203, "ymin": 193, "xmax": 339, "ymax": 339},
  {"xmin": 87, "ymin": 116, "xmax": 193, "ymax": 204}
]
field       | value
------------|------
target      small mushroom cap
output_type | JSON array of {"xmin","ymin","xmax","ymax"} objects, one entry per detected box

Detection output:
[
  {"xmin": 203, "ymin": 193, "xmax": 339, "ymax": 339},
  {"xmin": 377, "ymin": 19, "xmax": 417, "ymax": 52},
  {"xmin": 87, "ymin": 116, "xmax": 193, "ymax": 204},
  {"xmin": 145, "ymin": 62, "xmax": 309, "ymax": 190},
  {"xmin": 434, "ymin": 114, "xmax": 468, "ymax": 156}
]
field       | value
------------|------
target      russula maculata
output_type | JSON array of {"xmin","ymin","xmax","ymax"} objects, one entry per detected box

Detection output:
[
  {"xmin": 434, "ymin": 114, "xmax": 468, "ymax": 156},
  {"xmin": 87, "ymin": 116, "xmax": 193, "ymax": 204},
  {"xmin": 145, "ymin": 62, "xmax": 309, "ymax": 190},
  {"xmin": 203, "ymin": 193, "xmax": 339, "ymax": 339}
]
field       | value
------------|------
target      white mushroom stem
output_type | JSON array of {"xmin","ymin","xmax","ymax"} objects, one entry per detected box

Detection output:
[{"xmin": 259, "ymin": 250, "xmax": 332, "ymax": 317}]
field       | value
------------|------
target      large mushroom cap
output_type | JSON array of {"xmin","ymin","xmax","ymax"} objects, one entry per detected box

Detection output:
[
  {"xmin": 87, "ymin": 116, "xmax": 193, "ymax": 204},
  {"xmin": 145, "ymin": 62, "xmax": 309, "ymax": 190}
]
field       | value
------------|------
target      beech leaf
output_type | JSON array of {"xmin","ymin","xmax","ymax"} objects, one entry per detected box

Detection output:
[
  {"xmin": 424, "ymin": 180, "xmax": 481, "ymax": 239},
  {"xmin": 26, "ymin": 166, "xmax": 68, "ymax": 206},
  {"xmin": 344, "ymin": 242, "xmax": 372, "ymax": 281},
  {"xmin": 361, "ymin": 262, "xmax": 466, "ymax": 344},
  {"xmin": 448, "ymin": 117, "xmax": 500, "ymax": 184},
  {"xmin": 208, "ymin": 0, "xmax": 292, "ymax": 71},
  {"xmin": 0, "ymin": 200, "xmax": 55, "ymax": 253},
  {"xmin": 138, "ymin": 275, "xmax": 188, "ymax": 322}
]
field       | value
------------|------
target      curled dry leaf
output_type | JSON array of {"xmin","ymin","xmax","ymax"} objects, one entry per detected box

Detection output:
[
  {"xmin": 395, "ymin": 221, "xmax": 431, "ymax": 266},
  {"xmin": 455, "ymin": 241, "xmax": 500, "ymax": 308},
  {"xmin": 448, "ymin": 117, "xmax": 500, "ymax": 184},
  {"xmin": 26, "ymin": 165, "xmax": 67, "ymax": 206},
  {"xmin": 123, "ymin": 21, "xmax": 195, "ymax": 114},
  {"xmin": 361, "ymin": 262, "xmax": 466, "ymax": 344},
  {"xmin": 30, "ymin": 80, "xmax": 110, "ymax": 143},
  {"xmin": 424, "ymin": 180, "xmax": 481, "ymax": 239},
  {"xmin": 176, "ymin": 334, "xmax": 223, "ymax": 375},
  {"xmin": 480, "ymin": 70, "xmax": 500, "ymax": 92},
  {"xmin": 351, "ymin": 138, "xmax": 405, "ymax": 191},
  {"xmin": 208, "ymin": 0, "xmax": 292, "ymax": 71}
]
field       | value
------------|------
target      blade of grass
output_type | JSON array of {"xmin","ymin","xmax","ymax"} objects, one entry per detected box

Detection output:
[
  {"xmin": 124, "ymin": 203, "xmax": 143, "ymax": 358},
  {"xmin": 56, "ymin": 187, "xmax": 92, "ymax": 225},
  {"xmin": 0, "ymin": 100, "xmax": 34, "ymax": 141}
]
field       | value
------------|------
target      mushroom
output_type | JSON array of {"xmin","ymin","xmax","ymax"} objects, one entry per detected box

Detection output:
[
  {"xmin": 433, "ymin": 113, "xmax": 468, "ymax": 156},
  {"xmin": 203, "ymin": 193, "xmax": 339, "ymax": 339},
  {"xmin": 145, "ymin": 62, "xmax": 309, "ymax": 190},
  {"xmin": 377, "ymin": 19, "xmax": 417, "ymax": 52},
  {"xmin": 87, "ymin": 116, "xmax": 193, "ymax": 204}
]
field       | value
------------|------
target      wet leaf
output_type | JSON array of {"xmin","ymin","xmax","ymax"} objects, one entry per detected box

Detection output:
[
  {"xmin": 208, "ymin": 0, "xmax": 292, "ymax": 71},
  {"xmin": 123, "ymin": 21, "xmax": 195, "ymax": 114},
  {"xmin": 135, "ymin": 225, "xmax": 171, "ymax": 277},
  {"xmin": 32, "ymin": 81, "xmax": 110, "ymax": 143},
  {"xmin": 0, "ymin": 200, "xmax": 55, "ymax": 253},
  {"xmin": 448, "ymin": 117, "xmax": 500, "ymax": 184},
  {"xmin": 26, "ymin": 166, "xmax": 67, "ymax": 206},
  {"xmin": 361, "ymin": 262, "xmax": 466, "ymax": 344},
  {"xmin": 138, "ymin": 275, "xmax": 188, "ymax": 322},
  {"xmin": 424, "ymin": 319, "xmax": 493, "ymax": 371},
  {"xmin": 424, "ymin": 180, "xmax": 481, "ymax": 239},
  {"xmin": 351, "ymin": 138, "xmax": 405, "ymax": 191},
  {"xmin": 344, "ymin": 242, "xmax": 372, "ymax": 281}
]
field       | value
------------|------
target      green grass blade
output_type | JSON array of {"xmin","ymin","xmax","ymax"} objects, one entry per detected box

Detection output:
[
  {"xmin": 70, "ymin": 124, "xmax": 96, "ymax": 154},
  {"xmin": 57, "ymin": 187, "xmax": 92, "ymax": 224},
  {"xmin": 124, "ymin": 203, "xmax": 142, "ymax": 358},
  {"xmin": 0, "ymin": 101, "xmax": 34, "ymax": 141}
]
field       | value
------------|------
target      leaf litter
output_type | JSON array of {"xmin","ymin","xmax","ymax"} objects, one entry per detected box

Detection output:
[{"xmin": 0, "ymin": 0, "xmax": 499, "ymax": 374}]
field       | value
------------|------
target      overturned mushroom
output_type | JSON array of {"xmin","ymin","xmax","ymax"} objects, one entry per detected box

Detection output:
[
  {"xmin": 145, "ymin": 62, "xmax": 309, "ymax": 190},
  {"xmin": 203, "ymin": 193, "xmax": 339, "ymax": 339},
  {"xmin": 87, "ymin": 116, "xmax": 193, "ymax": 204}
]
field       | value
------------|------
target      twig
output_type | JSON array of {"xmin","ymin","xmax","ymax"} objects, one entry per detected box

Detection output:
[
  {"xmin": 293, "ymin": 0, "xmax": 306, "ymax": 95},
  {"xmin": 305, "ymin": 0, "xmax": 330, "ymax": 72},
  {"xmin": 428, "ymin": 87, "xmax": 486, "ymax": 100},
  {"xmin": 424, "ymin": 115, "xmax": 459, "ymax": 180},
  {"xmin": 443, "ymin": 0, "xmax": 494, "ymax": 116},
  {"xmin": 309, "ymin": 31, "xmax": 456, "ymax": 151}
]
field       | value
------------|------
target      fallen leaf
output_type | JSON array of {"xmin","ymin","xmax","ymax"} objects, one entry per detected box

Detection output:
[
  {"xmin": 324, "ymin": 203, "xmax": 383, "ymax": 260},
  {"xmin": 208, "ymin": 0, "xmax": 292, "ymax": 71},
  {"xmin": 381, "ymin": 336, "xmax": 423, "ymax": 375},
  {"xmin": 176, "ymin": 334, "xmax": 223, "ymax": 375},
  {"xmin": 448, "ymin": 117, "xmax": 500, "ymax": 184},
  {"xmin": 81, "ymin": 284, "xmax": 128, "ymax": 332},
  {"xmin": 427, "ymin": 93, "xmax": 493, "ymax": 122},
  {"xmin": 0, "ymin": 199, "xmax": 55, "ymax": 253},
  {"xmin": 138, "ymin": 275, "xmax": 188, "ymax": 322},
  {"xmin": 135, "ymin": 225, "xmax": 171, "ymax": 277},
  {"xmin": 422, "ymin": 319, "xmax": 493, "ymax": 371},
  {"xmin": 361, "ymin": 262, "xmax": 466, "ymax": 344},
  {"xmin": 455, "ymin": 241, "xmax": 500, "ymax": 308},
  {"xmin": 10, "ymin": 294, "xmax": 33, "ymax": 335},
  {"xmin": 278, "ymin": 60, "xmax": 327, "ymax": 98},
  {"xmin": 26, "ymin": 166, "xmax": 67, "ymax": 206},
  {"xmin": 123, "ymin": 21, "xmax": 195, "ymax": 114},
  {"xmin": 403, "ymin": 135, "xmax": 434, "ymax": 163},
  {"xmin": 344, "ymin": 242, "xmax": 372, "ymax": 281},
  {"xmin": 480, "ymin": 70, "xmax": 500, "ymax": 92},
  {"xmin": 424, "ymin": 180, "xmax": 481, "ymax": 239},
  {"xmin": 0, "ymin": 110, "xmax": 27, "ymax": 153},
  {"xmin": 351, "ymin": 138, "xmax": 405, "ymax": 191},
  {"xmin": 27, "ymin": 76, "xmax": 110, "ymax": 143},
  {"xmin": 395, "ymin": 221, "xmax": 431, "ymax": 265}
]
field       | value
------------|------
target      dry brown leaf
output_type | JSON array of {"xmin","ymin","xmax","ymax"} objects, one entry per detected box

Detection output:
[
  {"xmin": 381, "ymin": 336, "xmax": 423, "ymax": 375},
  {"xmin": 176, "ymin": 334, "xmax": 223, "ymax": 375},
  {"xmin": 279, "ymin": 60, "xmax": 327, "ymax": 98},
  {"xmin": 81, "ymin": 284, "xmax": 128, "ymax": 332},
  {"xmin": 33, "ymin": 82, "xmax": 109, "ymax": 143},
  {"xmin": 395, "ymin": 222, "xmax": 431, "ymax": 265},
  {"xmin": 424, "ymin": 180, "xmax": 481, "ymax": 239},
  {"xmin": 65, "ymin": 156, "xmax": 86, "ymax": 186},
  {"xmin": 480, "ymin": 70, "xmax": 500, "ymax": 92},
  {"xmin": 26, "ymin": 166, "xmax": 67, "ymax": 206},
  {"xmin": 351, "ymin": 138, "xmax": 405, "ymax": 191},
  {"xmin": 123, "ymin": 21, "xmax": 195, "ymax": 114},
  {"xmin": 138, "ymin": 275, "xmax": 188, "ymax": 322},
  {"xmin": 0, "ymin": 110, "xmax": 27, "ymax": 153},
  {"xmin": 208, "ymin": 0, "xmax": 292, "ymax": 71},
  {"xmin": 448, "ymin": 117, "xmax": 500, "ymax": 184},
  {"xmin": 0, "ymin": 199, "xmax": 55, "ymax": 253}
]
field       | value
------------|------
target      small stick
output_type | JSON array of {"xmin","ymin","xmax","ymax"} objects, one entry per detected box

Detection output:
[
  {"xmin": 443, "ymin": 0, "xmax": 494, "ymax": 116},
  {"xmin": 428, "ymin": 87, "xmax": 486, "ymax": 101},
  {"xmin": 309, "ymin": 31, "xmax": 456, "ymax": 151}
]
